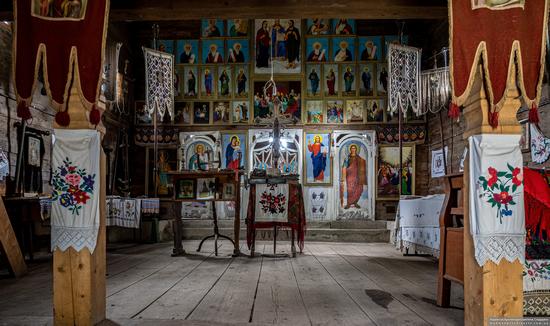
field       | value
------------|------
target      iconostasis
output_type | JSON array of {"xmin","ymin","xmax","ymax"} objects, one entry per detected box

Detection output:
[{"xmin": 134, "ymin": 19, "xmax": 425, "ymax": 220}]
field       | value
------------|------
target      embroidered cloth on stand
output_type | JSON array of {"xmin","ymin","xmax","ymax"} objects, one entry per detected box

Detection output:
[
  {"xmin": 255, "ymin": 183, "xmax": 289, "ymax": 222},
  {"xmin": 143, "ymin": 47, "xmax": 174, "ymax": 121},
  {"xmin": 139, "ymin": 198, "xmax": 160, "ymax": 215},
  {"xmin": 530, "ymin": 124, "xmax": 550, "ymax": 164},
  {"xmin": 106, "ymin": 197, "xmax": 141, "ymax": 229},
  {"xmin": 469, "ymin": 134, "xmax": 525, "ymax": 266},
  {"xmin": 388, "ymin": 44, "xmax": 422, "ymax": 117},
  {"xmin": 51, "ymin": 129, "xmax": 101, "ymax": 253}
]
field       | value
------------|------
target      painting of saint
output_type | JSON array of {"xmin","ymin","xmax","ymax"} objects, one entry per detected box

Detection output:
[
  {"xmin": 306, "ymin": 38, "xmax": 328, "ymax": 62},
  {"xmin": 471, "ymin": 0, "xmax": 524, "ymax": 9},
  {"xmin": 193, "ymin": 102, "xmax": 210, "ymax": 124},
  {"xmin": 366, "ymin": 99, "xmax": 384, "ymax": 122},
  {"xmin": 359, "ymin": 37, "xmax": 381, "ymax": 61},
  {"xmin": 203, "ymin": 40, "xmax": 225, "ymax": 64},
  {"xmin": 333, "ymin": 19, "xmax": 355, "ymax": 35},
  {"xmin": 213, "ymin": 102, "xmax": 230, "ymax": 124},
  {"xmin": 218, "ymin": 66, "xmax": 231, "ymax": 98},
  {"xmin": 183, "ymin": 66, "xmax": 198, "ymax": 98},
  {"xmin": 377, "ymin": 146, "xmax": 414, "ymax": 199},
  {"xmin": 227, "ymin": 39, "xmax": 249, "ymax": 63},
  {"xmin": 359, "ymin": 64, "xmax": 374, "ymax": 96},
  {"xmin": 306, "ymin": 65, "xmax": 321, "ymax": 97},
  {"xmin": 201, "ymin": 67, "xmax": 215, "ymax": 97},
  {"xmin": 346, "ymin": 100, "xmax": 365, "ymax": 124},
  {"xmin": 201, "ymin": 19, "xmax": 224, "ymax": 38},
  {"xmin": 156, "ymin": 40, "xmax": 174, "ymax": 54},
  {"xmin": 339, "ymin": 143, "xmax": 367, "ymax": 209},
  {"xmin": 157, "ymin": 150, "xmax": 172, "ymax": 196},
  {"xmin": 305, "ymin": 101, "xmax": 324, "ymax": 124},
  {"xmin": 34, "ymin": 0, "xmax": 87, "ymax": 18},
  {"xmin": 326, "ymin": 100, "xmax": 344, "ymax": 124},
  {"xmin": 174, "ymin": 68, "xmax": 183, "ymax": 98},
  {"xmin": 177, "ymin": 40, "xmax": 198, "ymax": 64},
  {"xmin": 232, "ymin": 101, "xmax": 249, "ymax": 123},
  {"xmin": 305, "ymin": 132, "xmax": 331, "ymax": 186},
  {"xmin": 324, "ymin": 64, "xmax": 339, "ymax": 97},
  {"xmin": 188, "ymin": 143, "xmax": 211, "ymax": 170},
  {"xmin": 306, "ymin": 19, "xmax": 330, "ymax": 35},
  {"xmin": 253, "ymin": 92, "xmax": 274, "ymax": 123},
  {"xmin": 377, "ymin": 63, "xmax": 388, "ymax": 95},
  {"xmin": 228, "ymin": 19, "xmax": 249, "ymax": 37},
  {"xmin": 174, "ymin": 102, "xmax": 192, "ymax": 124},
  {"xmin": 333, "ymin": 37, "xmax": 355, "ymax": 62},
  {"xmin": 342, "ymin": 66, "xmax": 356, "ymax": 96},
  {"xmin": 254, "ymin": 19, "xmax": 301, "ymax": 74},
  {"xmin": 222, "ymin": 133, "xmax": 247, "ymax": 171},
  {"xmin": 234, "ymin": 66, "xmax": 249, "ymax": 98}
]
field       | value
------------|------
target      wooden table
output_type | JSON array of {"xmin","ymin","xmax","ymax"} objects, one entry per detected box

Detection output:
[{"xmin": 167, "ymin": 170, "xmax": 241, "ymax": 257}]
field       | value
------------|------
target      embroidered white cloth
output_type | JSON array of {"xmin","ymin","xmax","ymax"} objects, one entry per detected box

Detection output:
[
  {"xmin": 396, "ymin": 194, "xmax": 445, "ymax": 257},
  {"xmin": 51, "ymin": 129, "xmax": 101, "ymax": 253},
  {"xmin": 530, "ymin": 124, "xmax": 550, "ymax": 164},
  {"xmin": 469, "ymin": 134, "xmax": 525, "ymax": 266},
  {"xmin": 523, "ymin": 259, "xmax": 550, "ymax": 316},
  {"xmin": 106, "ymin": 196, "xmax": 141, "ymax": 228},
  {"xmin": 388, "ymin": 44, "xmax": 422, "ymax": 116},
  {"xmin": 139, "ymin": 198, "xmax": 160, "ymax": 214},
  {"xmin": 143, "ymin": 47, "xmax": 174, "ymax": 121},
  {"xmin": 255, "ymin": 183, "xmax": 289, "ymax": 222}
]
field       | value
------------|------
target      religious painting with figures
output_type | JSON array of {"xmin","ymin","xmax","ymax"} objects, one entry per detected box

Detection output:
[
  {"xmin": 217, "ymin": 66, "xmax": 232, "ymax": 98},
  {"xmin": 377, "ymin": 63, "xmax": 388, "ymax": 95},
  {"xmin": 345, "ymin": 100, "xmax": 365, "ymax": 124},
  {"xmin": 333, "ymin": 37, "xmax": 355, "ymax": 62},
  {"xmin": 471, "ymin": 0, "xmax": 524, "ymax": 10},
  {"xmin": 156, "ymin": 40, "xmax": 174, "ymax": 54},
  {"xmin": 377, "ymin": 145, "xmax": 415, "ymax": 199},
  {"xmin": 253, "ymin": 81, "xmax": 301, "ymax": 124},
  {"xmin": 333, "ymin": 19, "xmax": 355, "ymax": 35},
  {"xmin": 200, "ymin": 67, "xmax": 216, "ymax": 98},
  {"xmin": 201, "ymin": 19, "xmax": 224, "ymax": 37},
  {"xmin": 228, "ymin": 19, "xmax": 249, "ymax": 37},
  {"xmin": 326, "ymin": 100, "xmax": 344, "ymax": 124},
  {"xmin": 234, "ymin": 66, "xmax": 249, "ymax": 98},
  {"xmin": 359, "ymin": 64, "xmax": 374, "ymax": 96},
  {"xmin": 213, "ymin": 101, "xmax": 230, "ymax": 124},
  {"xmin": 306, "ymin": 37, "xmax": 329, "ymax": 62},
  {"xmin": 304, "ymin": 132, "xmax": 332, "ymax": 186},
  {"xmin": 176, "ymin": 180, "xmax": 195, "ymax": 199},
  {"xmin": 324, "ymin": 64, "xmax": 339, "ymax": 97},
  {"xmin": 174, "ymin": 102, "xmax": 192, "ymax": 124},
  {"xmin": 306, "ymin": 19, "xmax": 331, "ymax": 35},
  {"xmin": 222, "ymin": 133, "xmax": 247, "ymax": 171},
  {"xmin": 232, "ymin": 101, "xmax": 250, "ymax": 124},
  {"xmin": 306, "ymin": 64, "xmax": 322, "ymax": 97},
  {"xmin": 334, "ymin": 131, "xmax": 376, "ymax": 219},
  {"xmin": 254, "ymin": 19, "xmax": 301, "ymax": 74},
  {"xmin": 366, "ymin": 99, "xmax": 384, "ymax": 123},
  {"xmin": 359, "ymin": 36, "xmax": 382, "ymax": 61},
  {"xmin": 183, "ymin": 66, "xmax": 198, "ymax": 98},
  {"xmin": 32, "ymin": 0, "xmax": 88, "ymax": 19},
  {"xmin": 305, "ymin": 100, "xmax": 324, "ymax": 124},
  {"xmin": 177, "ymin": 40, "xmax": 198, "ymax": 64},
  {"xmin": 193, "ymin": 102, "xmax": 210, "ymax": 124},
  {"xmin": 202, "ymin": 39, "xmax": 225, "ymax": 64},
  {"xmin": 341, "ymin": 65, "xmax": 356, "ymax": 96},
  {"xmin": 227, "ymin": 39, "xmax": 249, "ymax": 63},
  {"xmin": 179, "ymin": 132, "xmax": 221, "ymax": 171}
]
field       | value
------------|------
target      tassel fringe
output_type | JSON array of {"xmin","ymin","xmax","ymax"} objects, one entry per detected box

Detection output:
[
  {"xmin": 55, "ymin": 110, "xmax": 70, "ymax": 126},
  {"xmin": 17, "ymin": 101, "xmax": 32, "ymax": 120},
  {"xmin": 529, "ymin": 102, "xmax": 540, "ymax": 125},
  {"xmin": 448, "ymin": 102, "xmax": 461, "ymax": 120},
  {"xmin": 488, "ymin": 110, "xmax": 499, "ymax": 129},
  {"xmin": 89, "ymin": 105, "xmax": 101, "ymax": 125}
]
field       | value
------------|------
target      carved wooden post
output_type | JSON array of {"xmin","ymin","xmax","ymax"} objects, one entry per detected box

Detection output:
[
  {"xmin": 52, "ymin": 84, "xmax": 106, "ymax": 325},
  {"xmin": 462, "ymin": 65, "xmax": 523, "ymax": 326}
]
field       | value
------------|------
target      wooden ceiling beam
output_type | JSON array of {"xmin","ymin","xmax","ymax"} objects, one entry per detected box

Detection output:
[{"xmin": 0, "ymin": 0, "xmax": 448, "ymax": 22}]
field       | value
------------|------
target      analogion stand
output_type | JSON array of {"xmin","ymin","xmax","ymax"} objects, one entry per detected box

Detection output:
[{"xmin": 167, "ymin": 170, "xmax": 242, "ymax": 257}]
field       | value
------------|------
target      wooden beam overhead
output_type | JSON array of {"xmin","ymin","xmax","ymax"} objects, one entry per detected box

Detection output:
[{"xmin": 0, "ymin": 0, "xmax": 448, "ymax": 22}]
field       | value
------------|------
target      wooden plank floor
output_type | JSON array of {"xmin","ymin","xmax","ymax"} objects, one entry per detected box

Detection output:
[{"xmin": 0, "ymin": 241, "xmax": 464, "ymax": 325}]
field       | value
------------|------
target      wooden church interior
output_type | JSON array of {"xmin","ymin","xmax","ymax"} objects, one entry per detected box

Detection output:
[{"xmin": 0, "ymin": 0, "xmax": 549, "ymax": 325}]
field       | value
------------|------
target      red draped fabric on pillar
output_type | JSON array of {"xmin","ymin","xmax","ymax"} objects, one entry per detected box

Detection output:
[{"xmin": 524, "ymin": 167, "xmax": 550, "ymax": 259}]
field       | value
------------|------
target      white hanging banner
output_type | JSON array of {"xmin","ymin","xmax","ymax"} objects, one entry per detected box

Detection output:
[
  {"xmin": 51, "ymin": 129, "xmax": 101, "ymax": 253},
  {"xmin": 388, "ymin": 44, "xmax": 422, "ymax": 116},
  {"xmin": 530, "ymin": 124, "xmax": 550, "ymax": 164},
  {"xmin": 143, "ymin": 47, "xmax": 175, "ymax": 121},
  {"xmin": 469, "ymin": 134, "xmax": 525, "ymax": 266}
]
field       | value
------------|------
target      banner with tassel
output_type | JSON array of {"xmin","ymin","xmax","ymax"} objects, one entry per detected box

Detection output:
[
  {"xmin": 13, "ymin": 0, "xmax": 110, "ymax": 126},
  {"xmin": 449, "ymin": 0, "xmax": 549, "ymax": 128}
]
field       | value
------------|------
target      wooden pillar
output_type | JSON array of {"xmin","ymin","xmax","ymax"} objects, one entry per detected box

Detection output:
[
  {"xmin": 462, "ymin": 65, "xmax": 523, "ymax": 326},
  {"xmin": 53, "ymin": 85, "xmax": 106, "ymax": 325}
]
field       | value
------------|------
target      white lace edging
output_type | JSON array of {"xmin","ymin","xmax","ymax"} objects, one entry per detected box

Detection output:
[
  {"xmin": 51, "ymin": 226, "xmax": 99, "ymax": 253},
  {"xmin": 473, "ymin": 234, "xmax": 525, "ymax": 266}
]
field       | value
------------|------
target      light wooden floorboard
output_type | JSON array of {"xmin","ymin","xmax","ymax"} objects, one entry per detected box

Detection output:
[{"xmin": 0, "ymin": 241, "xmax": 464, "ymax": 325}]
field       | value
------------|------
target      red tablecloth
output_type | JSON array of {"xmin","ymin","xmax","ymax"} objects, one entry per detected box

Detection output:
[{"xmin": 246, "ymin": 183, "xmax": 306, "ymax": 252}]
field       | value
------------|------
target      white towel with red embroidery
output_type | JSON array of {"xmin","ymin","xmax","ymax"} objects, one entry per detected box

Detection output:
[
  {"xmin": 469, "ymin": 134, "xmax": 525, "ymax": 266},
  {"xmin": 255, "ymin": 183, "xmax": 289, "ymax": 222},
  {"xmin": 51, "ymin": 129, "xmax": 101, "ymax": 253}
]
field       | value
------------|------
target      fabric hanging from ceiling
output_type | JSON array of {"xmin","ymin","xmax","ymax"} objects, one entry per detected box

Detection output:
[
  {"xmin": 449, "ymin": 0, "xmax": 548, "ymax": 123},
  {"xmin": 51, "ymin": 129, "xmax": 101, "ymax": 253},
  {"xmin": 387, "ymin": 44, "xmax": 422, "ymax": 117},
  {"xmin": 420, "ymin": 68, "xmax": 451, "ymax": 114},
  {"xmin": 143, "ymin": 47, "xmax": 175, "ymax": 122},
  {"xmin": 468, "ymin": 134, "xmax": 525, "ymax": 266},
  {"xmin": 13, "ymin": 0, "xmax": 109, "ymax": 124}
]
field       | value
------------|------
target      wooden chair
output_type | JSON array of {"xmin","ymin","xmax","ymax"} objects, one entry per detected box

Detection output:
[{"xmin": 437, "ymin": 173, "xmax": 465, "ymax": 307}]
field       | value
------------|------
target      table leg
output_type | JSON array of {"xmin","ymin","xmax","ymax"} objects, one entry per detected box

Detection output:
[
  {"xmin": 291, "ymin": 228, "xmax": 296, "ymax": 258},
  {"xmin": 171, "ymin": 202, "xmax": 185, "ymax": 257},
  {"xmin": 250, "ymin": 228, "xmax": 256, "ymax": 258},
  {"xmin": 233, "ymin": 178, "xmax": 241, "ymax": 257},
  {"xmin": 273, "ymin": 226, "xmax": 277, "ymax": 255}
]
